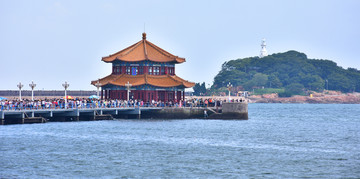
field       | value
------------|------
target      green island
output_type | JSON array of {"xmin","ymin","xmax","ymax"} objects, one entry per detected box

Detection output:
[{"xmin": 194, "ymin": 50, "xmax": 360, "ymax": 97}]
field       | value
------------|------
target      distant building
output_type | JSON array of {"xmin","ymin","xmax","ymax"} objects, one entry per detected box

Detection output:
[
  {"xmin": 259, "ymin": 38, "xmax": 268, "ymax": 58},
  {"xmin": 91, "ymin": 33, "xmax": 195, "ymax": 102}
]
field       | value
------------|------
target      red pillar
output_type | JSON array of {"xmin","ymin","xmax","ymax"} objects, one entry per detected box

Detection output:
[
  {"xmin": 145, "ymin": 90, "xmax": 148, "ymax": 102},
  {"xmin": 141, "ymin": 91, "xmax": 143, "ymax": 101},
  {"xmin": 101, "ymin": 90, "xmax": 103, "ymax": 100},
  {"xmin": 145, "ymin": 91, "xmax": 147, "ymax": 101},
  {"xmin": 144, "ymin": 66, "xmax": 148, "ymax": 74},
  {"xmin": 177, "ymin": 91, "xmax": 181, "ymax": 101},
  {"xmin": 125, "ymin": 90, "xmax": 127, "ymax": 101},
  {"xmin": 183, "ymin": 90, "xmax": 185, "ymax": 101}
]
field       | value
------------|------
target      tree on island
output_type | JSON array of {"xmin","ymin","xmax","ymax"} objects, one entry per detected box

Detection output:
[{"xmin": 193, "ymin": 82, "xmax": 207, "ymax": 96}]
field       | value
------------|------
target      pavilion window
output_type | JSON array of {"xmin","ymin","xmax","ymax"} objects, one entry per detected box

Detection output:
[
  {"xmin": 154, "ymin": 67, "xmax": 160, "ymax": 75},
  {"xmin": 149, "ymin": 67, "xmax": 153, "ymax": 75},
  {"xmin": 139, "ymin": 66, "xmax": 144, "ymax": 74},
  {"xmin": 126, "ymin": 67, "xmax": 131, "ymax": 75},
  {"xmin": 131, "ymin": 67, "xmax": 138, "ymax": 75},
  {"xmin": 169, "ymin": 67, "xmax": 174, "ymax": 75},
  {"xmin": 116, "ymin": 66, "xmax": 121, "ymax": 74}
]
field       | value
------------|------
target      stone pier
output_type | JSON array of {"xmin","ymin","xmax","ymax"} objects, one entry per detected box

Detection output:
[{"xmin": 0, "ymin": 103, "xmax": 248, "ymax": 125}]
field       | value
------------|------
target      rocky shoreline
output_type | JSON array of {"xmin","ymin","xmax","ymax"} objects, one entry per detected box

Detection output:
[{"xmin": 249, "ymin": 92, "xmax": 360, "ymax": 104}]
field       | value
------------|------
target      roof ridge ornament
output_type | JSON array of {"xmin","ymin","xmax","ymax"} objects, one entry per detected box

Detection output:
[
  {"xmin": 142, "ymin": 32, "xmax": 146, "ymax": 40},
  {"xmin": 143, "ymin": 33, "xmax": 148, "ymax": 59}
]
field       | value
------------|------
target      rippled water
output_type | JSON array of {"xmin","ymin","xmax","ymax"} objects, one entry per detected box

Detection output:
[{"xmin": 1, "ymin": 104, "xmax": 359, "ymax": 178}]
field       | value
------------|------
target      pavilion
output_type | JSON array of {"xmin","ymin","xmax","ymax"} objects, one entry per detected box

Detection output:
[{"xmin": 91, "ymin": 33, "xmax": 195, "ymax": 102}]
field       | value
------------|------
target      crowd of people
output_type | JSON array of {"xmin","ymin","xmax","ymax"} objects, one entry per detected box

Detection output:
[
  {"xmin": 0, "ymin": 96, "xmax": 248, "ymax": 111},
  {"xmin": 0, "ymin": 97, "xmax": 230, "ymax": 111}
]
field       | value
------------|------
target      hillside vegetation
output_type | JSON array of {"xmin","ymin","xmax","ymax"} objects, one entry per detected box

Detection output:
[{"xmin": 209, "ymin": 50, "xmax": 360, "ymax": 96}]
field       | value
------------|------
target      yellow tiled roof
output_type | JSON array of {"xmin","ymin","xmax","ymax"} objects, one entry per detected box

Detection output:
[{"xmin": 91, "ymin": 74, "xmax": 195, "ymax": 88}]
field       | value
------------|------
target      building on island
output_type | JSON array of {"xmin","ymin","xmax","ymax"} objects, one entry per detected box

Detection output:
[{"xmin": 91, "ymin": 33, "xmax": 195, "ymax": 102}]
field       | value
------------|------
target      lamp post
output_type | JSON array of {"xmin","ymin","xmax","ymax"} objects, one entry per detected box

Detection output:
[
  {"xmin": 29, "ymin": 81, "xmax": 36, "ymax": 101},
  {"xmin": 17, "ymin": 82, "xmax": 24, "ymax": 101},
  {"xmin": 207, "ymin": 83, "xmax": 211, "ymax": 95},
  {"xmin": 95, "ymin": 79, "xmax": 102, "ymax": 97},
  {"xmin": 125, "ymin": 81, "xmax": 132, "ymax": 101},
  {"xmin": 227, "ymin": 82, "xmax": 232, "ymax": 102},
  {"xmin": 62, "ymin": 81, "xmax": 69, "ymax": 108}
]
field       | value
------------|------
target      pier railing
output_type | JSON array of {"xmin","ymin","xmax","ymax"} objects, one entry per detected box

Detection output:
[
  {"xmin": 0, "ymin": 103, "xmax": 157, "ymax": 111},
  {"xmin": 0, "ymin": 102, "xmax": 226, "ymax": 111}
]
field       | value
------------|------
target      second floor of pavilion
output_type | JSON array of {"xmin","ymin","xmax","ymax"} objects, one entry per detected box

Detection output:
[{"xmin": 112, "ymin": 61, "xmax": 176, "ymax": 76}]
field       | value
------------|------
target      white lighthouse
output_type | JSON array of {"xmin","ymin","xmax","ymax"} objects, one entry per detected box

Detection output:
[{"xmin": 259, "ymin": 38, "xmax": 268, "ymax": 58}]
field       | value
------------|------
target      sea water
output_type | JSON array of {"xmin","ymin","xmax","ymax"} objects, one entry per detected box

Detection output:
[{"xmin": 1, "ymin": 104, "xmax": 359, "ymax": 178}]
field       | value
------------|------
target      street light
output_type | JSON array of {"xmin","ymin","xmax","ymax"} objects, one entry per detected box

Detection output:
[
  {"xmin": 62, "ymin": 81, "xmax": 70, "ymax": 108},
  {"xmin": 95, "ymin": 79, "xmax": 102, "ymax": 97},
  {"xmin": 17, "ymin": 82, "xmax": 24, "ymax": 101},
  {"xmin": 227, "ymin": 82, "xmax": 232, "ymax": 102},
  {"xmin": 29, "ymin": 81, "xmax": 36, "ymax": 101},
  {"xmin": 125, "ymin": 81, "xmax": 132, "ymax": 101}
]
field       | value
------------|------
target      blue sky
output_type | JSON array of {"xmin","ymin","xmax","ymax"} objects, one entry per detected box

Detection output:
[{"xmin": 1, "ymin": 0, "xmax": 359, "ymax": 90}]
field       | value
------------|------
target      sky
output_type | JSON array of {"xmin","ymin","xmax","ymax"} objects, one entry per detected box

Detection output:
[{"xmin": 1, "ymin": 0, "xmax": 359, "ymax": 90}]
